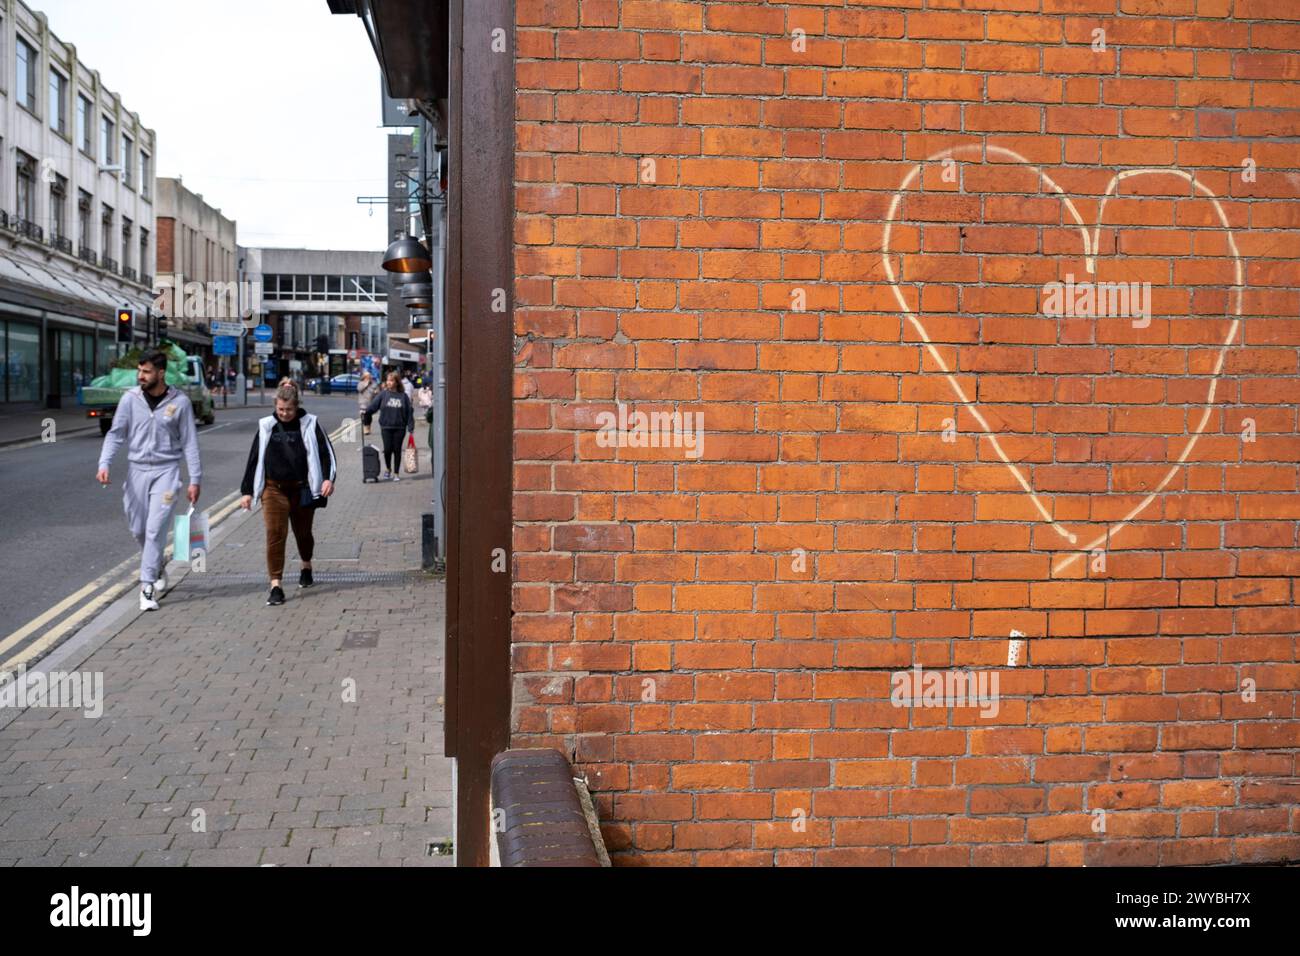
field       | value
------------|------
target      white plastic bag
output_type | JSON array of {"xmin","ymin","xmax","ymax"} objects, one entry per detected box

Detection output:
[{"xmin": 173, "ymin": 506, "xmax": 210, "ymax": 564}]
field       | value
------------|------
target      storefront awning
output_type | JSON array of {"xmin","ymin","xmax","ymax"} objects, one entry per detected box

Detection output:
[
  {"xmin": 328, "ymin": 0, "xmax": 448, "ymax": 101},
  {"xmin": 0, "ymin": 254, "xmax": 154, "ymax": 323}
]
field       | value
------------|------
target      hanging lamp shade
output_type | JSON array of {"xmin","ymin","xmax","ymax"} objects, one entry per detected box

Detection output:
[{"xmin": 382, "ymin": 235, "xmax": 432, "ymax": 273}]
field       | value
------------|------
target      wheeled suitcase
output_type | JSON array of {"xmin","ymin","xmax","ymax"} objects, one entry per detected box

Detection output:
[{"xmin": 363, "ymin": 444, "xmax": 382, "ymax": 483}]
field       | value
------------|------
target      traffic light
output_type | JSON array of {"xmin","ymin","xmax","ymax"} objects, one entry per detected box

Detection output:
[{"xmin": 116, "ymin": 307, "xmax": 134, "ymax": 343}]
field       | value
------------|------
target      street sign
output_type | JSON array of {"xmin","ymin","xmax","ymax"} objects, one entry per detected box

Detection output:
[
  {"xmin": 254, "ymin": 342, "xmax": 274, "ymax": 355},
  {"xmin": 213, "ymin": 336, "xmax": 237, "ymax": 356},
  {"xmin": 211, "ymin": 321, "xmax": 245, "ymax": 336},
  {"xmin": 253, "ymin": 324, "xmax": 273, "ymax": 342}
]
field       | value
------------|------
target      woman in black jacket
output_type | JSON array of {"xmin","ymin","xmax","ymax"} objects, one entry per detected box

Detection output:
[
  {"xmin": 364, "ymin": 371, "xmax": 414, "ymax": 480},
  {"xmin": 239, "ymin": 381, "xmax": 337, "ymax": 606}
]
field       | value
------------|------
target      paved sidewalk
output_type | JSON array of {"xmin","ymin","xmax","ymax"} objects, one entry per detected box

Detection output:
[
  {"xmin": 0, "ymin": 405, "xmax": 99, "ymax": 447},
  {"xmin": 0, "ymin": 436, "xmax": 453, "ymax": 866}
]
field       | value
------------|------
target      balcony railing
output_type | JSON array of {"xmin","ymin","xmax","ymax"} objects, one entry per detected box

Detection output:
[
  {"xmin": 0, "ymin": 211, "xmax": 10, "ymax": 231},
  {"xmin": 141, "ymin": 273, "xmax": 153, "ymax": 290},
  {"xmin": 50, "ymin": 235, "xmax": 73, "ymax": 255},
  {"xmin": 78, "ymin": 245, "xmax": 97, "ymax": 266},
  {"xmin": 16, "ymin": 219, "xmax": 43, "ymax": 242},
  {"xmin": 102, "ymin": 256, "xmax": 118, "ymax": 274},
  {"xmin": 122, "ymin": 266, "xmax": 137, "ymax": 282}
]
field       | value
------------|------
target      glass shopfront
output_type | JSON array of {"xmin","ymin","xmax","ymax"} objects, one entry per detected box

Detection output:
[
  {"xmin": 2, "ymin": 321, "xmax": 41, "ymax": 403},
  {"xmin": 49, "ymin": 329, "xmax": 94, "ymax": 396},
  {"xmin": 98, "ymin": 336, "xmax": 119, "ymax": 376}
]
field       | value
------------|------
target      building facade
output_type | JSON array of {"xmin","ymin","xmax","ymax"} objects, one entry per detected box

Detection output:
[
  {"xmin": 154, "ymin": 176, "xmax": 236, "ymax": 365},
  {"xmin": 240, "ymin": 246, "xmax": 389, "ymax": 386},
  {"xmin": 0, "ymin": 0, "xmax": 155, "ymax": 406}
]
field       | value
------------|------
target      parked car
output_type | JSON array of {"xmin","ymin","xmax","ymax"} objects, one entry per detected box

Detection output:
[
  {"xmin": 328, "ymin": 373, "xmax": 360, "ymax": 393},
  {"xmin": 304, "ymin": 377, "xmax": 321, "ymax": 392}
]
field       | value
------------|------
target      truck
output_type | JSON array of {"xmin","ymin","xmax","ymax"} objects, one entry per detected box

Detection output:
[{"xmin": 78, "ymin": 342, "xmax": 216, "ymax": 436}]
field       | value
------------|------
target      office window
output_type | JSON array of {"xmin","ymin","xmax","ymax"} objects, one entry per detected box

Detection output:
[
  {"xmin": 15, "ymin": 152, "xmax": 35, "ymax": 224},
  {"xmin": 122, "ymin": 135, "xmax": 133, "ymax": 188},
  {"xmin": 122, "ymin": 218, "xmax": 133, "ymax": 269},
  {"xmin": 140, "ymin": 228, "xmax": 149, "ymax": 278},
  {"xmin": 77, "ymin": 94, "xmax": 93, "ymax": 154},
  {"xmin": 49, "ymin": 69, "xmax": 67, "ymax": 134},
  {"xmin": 140, "ymin": 152, "xmax": 151, "ymax": 198},
  {"xmin": 101, "ymin": 115, "xmax": 115, "ymax": 165},
  {"xmin": 16, "ymin": 36, "xmax": 37, "ymax": 113},
  {"xmin": 78, "ymin": 190, "xmax": 92, "ymax": 253},
  {"xmin": 101, "ymin": 204, "xmax": 114, "ymax": 261},
  {"xmin": 326, "ymin": 276, "xmax": 342, "ymax": 300},
  {"xmin": 50, "ymin": 174, "xmax": 67, "ymax": 242}
]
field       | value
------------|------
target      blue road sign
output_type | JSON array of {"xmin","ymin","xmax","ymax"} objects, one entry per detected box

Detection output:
[
  {"xmin": 213, "ymin": 335, "xmax": 237, "ymax": 356},
  {"xmin": 253, "ymin": 324, "xmax": 274, "ymax": 342}
]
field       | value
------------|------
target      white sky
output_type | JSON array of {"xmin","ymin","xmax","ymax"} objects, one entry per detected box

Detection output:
[{"xmin": 36, "ymin": 0, "xmax": 402, "ymax": 251}]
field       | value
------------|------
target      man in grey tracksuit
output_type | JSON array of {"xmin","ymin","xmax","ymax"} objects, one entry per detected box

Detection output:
[{"xmin": 95, "ymin": 349, "xmax": 202, "ymax": 611}]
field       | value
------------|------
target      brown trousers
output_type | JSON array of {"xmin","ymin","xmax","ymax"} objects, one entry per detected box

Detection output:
[{"xmin": 261, "ymin": 478, "xmax": 316, "ymax": 580}]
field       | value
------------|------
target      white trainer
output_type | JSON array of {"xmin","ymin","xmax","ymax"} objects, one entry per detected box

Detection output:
[
  {"xmin": 154, "ymin": 572, "xmax": 169, "ymax": 595},
  {"xmin": 140, "ymin": 584, "xmax": 159, "ymax": 611}
]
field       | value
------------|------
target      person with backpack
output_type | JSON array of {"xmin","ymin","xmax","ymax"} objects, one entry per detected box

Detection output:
[
  {"xmin": 363, "ymin": 371, "xmax": 414, "ymax": 481},
  {"xmin": 238, "ymin": 381, "xmax": 337, "ymax": 606}
]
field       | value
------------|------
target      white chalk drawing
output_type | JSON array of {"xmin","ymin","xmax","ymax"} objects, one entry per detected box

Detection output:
[{"xmin": 881, "ymin": 145, "xmax": 1244, "ymax": 578}]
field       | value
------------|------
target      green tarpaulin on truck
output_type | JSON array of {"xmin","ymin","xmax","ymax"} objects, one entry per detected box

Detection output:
[{"xmin": 87, "ymin": 342, "xmax": 190, "ymax": 389}]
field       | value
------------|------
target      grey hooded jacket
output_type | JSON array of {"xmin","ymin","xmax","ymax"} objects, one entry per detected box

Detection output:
[{"xmin": 97, "ymin": 385, "xmax": 203, "ymax": 484}]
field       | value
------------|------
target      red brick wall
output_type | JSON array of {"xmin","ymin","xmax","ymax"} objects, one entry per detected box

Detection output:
[
  {"xmin": 511, "ymin": 0, "xmax": 1300, "ymax": 865},
  {"xmin": 156, "ymin": 217, "xmax": 176, "ymax": 274}
]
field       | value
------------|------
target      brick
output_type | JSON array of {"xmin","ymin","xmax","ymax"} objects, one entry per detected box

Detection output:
[{"xmin": 506, "ymin": 0, "xmax": 1300, "ymax": 866}]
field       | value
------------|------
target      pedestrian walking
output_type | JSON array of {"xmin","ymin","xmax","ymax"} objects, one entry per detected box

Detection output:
[
  {"xmin": 239, "ymin": 380, "xmax": 338, "ymax": 607},
  {"xmin": 95, "ymin": 348, "xmax": 202, "ymax": 611},
  {"xmin": 363, "ymin": 371, "xmax": 414, "ymax": 481},
  {"xmin": 356, "ymin": 370, "xmax": 379, "ymax": 436},
  {"xmin": 400, "ymin": 372, "xmax": 415, "ymax": 406}
]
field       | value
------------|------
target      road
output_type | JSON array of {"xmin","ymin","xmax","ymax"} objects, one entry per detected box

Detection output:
[{"xmin": 0, "ymin": 393, "xmax": 365, "ymax": 636}]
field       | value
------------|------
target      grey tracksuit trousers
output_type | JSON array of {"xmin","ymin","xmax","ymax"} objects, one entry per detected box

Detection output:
[{"xmin": 124, "ymin": 464, "xmax": 182, "ymax": 583}]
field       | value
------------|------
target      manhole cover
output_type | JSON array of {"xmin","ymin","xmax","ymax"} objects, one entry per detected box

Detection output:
[{"xmin": 343, "ymin": 630, "xmax": 379, "ymax": 649}]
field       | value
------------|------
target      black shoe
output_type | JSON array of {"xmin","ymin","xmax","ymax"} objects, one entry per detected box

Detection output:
[
  {"xmin": 266, "ymin": 586, "xmax": 285, "ymax": 606},
  {"xmin": 298, "ymin": 568, "xmax": 314, "ymax": 589}
]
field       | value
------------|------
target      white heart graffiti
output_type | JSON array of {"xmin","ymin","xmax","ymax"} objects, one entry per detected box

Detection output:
[{"xmin": 881, "ymin": 144, "xmax": 1244, "ymax": 578}]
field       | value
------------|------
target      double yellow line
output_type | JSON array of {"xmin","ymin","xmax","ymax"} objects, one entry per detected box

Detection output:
[{"xmin": 0, "ymin": 421, "xmax": 353, "ymax": 672}]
